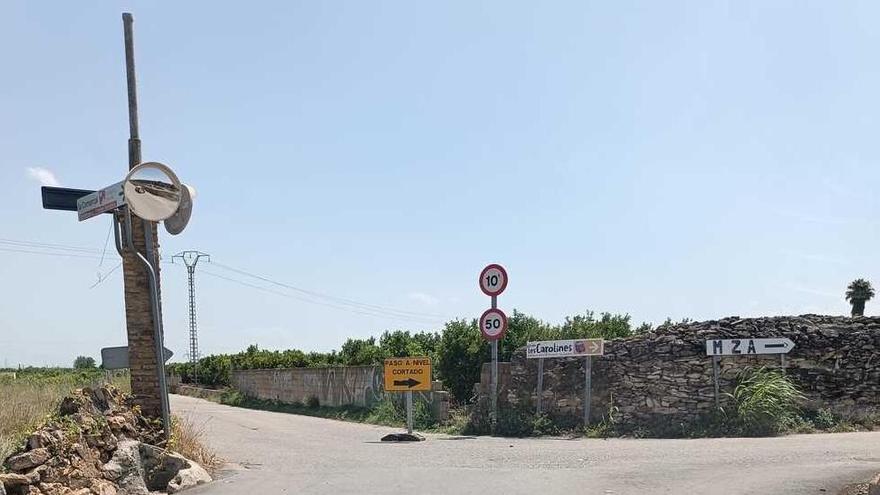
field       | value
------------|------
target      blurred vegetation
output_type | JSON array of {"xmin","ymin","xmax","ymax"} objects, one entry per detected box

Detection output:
[
  {"xmin": 167, "ymin": 309, "xmax": 646, "ymax": 404},
  {"xmin": 73, "ymin": 356, "xmax": 97, "ymax": 369},
  {"xmin": 218, "ymin": 389, "xmax": 437, "ymax": 430},
  {"xmin": 0, "ymin": 367, "xmax": 129, "ymax": 465}
]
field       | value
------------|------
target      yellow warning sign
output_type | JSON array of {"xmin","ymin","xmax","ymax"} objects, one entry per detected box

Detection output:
[{"xmin": 383, "ymin": 357, "xmax": 432, "ymax": 392}]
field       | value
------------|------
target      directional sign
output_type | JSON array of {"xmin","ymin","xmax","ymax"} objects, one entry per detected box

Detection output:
[
  {"xmin": 527, "ymin": 339, "xmax": 604, "ymax": 359},
  {"xmin": 480, "ymin": 308, "xmax": 508, "ymax": 341},
  {"xmin": 77, "ymin": 181, "xmax": 125, "ymax": 221},
  {"xmin": 705, "ymin": 338, "xmax": 795, "ymax": 356},
  {"xmin": 101, "ymin": 345, "xmax": 173, "ymax": 370},
  {"xmin": 42, "ymin": 186, "xmax": 97, "ymax": 212},
  {"xmin": 479, "ymin": 264, "xmax": 508, "ymax": 297},
  {"xmin": 384, "ymin": 357, "xmax": 432, "ymax": 392}
]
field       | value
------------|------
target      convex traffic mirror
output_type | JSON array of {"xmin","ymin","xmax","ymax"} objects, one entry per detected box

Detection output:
[{"xmin": 124, "ymin": 162, "xmax": 182, "ymax": 222}]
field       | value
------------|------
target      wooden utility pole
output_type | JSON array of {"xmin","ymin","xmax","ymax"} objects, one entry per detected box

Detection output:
[{"xmin": 120, "ymin": 12, "xmax": 165, "ymax": 420}]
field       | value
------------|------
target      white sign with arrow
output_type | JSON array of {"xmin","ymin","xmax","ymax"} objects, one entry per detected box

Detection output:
[
  {"xmin": 705, "ymin": 338, "xmax": 795, "ymax": 356},
  {"xmin": 527, "ymin": 339, "xmax": 604, "ymax": 359}
]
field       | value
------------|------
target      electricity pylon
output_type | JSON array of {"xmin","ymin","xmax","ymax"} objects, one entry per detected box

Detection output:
[{"xmin": 172, "ymin": 251, "xmax": 210, "ymax": 383}]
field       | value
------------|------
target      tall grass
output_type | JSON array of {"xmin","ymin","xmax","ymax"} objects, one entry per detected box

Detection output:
[
  {"xmin": 0, "ymin": 369, "xmax": 130, "ymax": 464},
  {"xmin": 728, "ymin": 366, "xmax": 805, "ymax": 436},
  {"xmin": 170, "ymin": 415, "xmax": 221, "ymax": 473}
]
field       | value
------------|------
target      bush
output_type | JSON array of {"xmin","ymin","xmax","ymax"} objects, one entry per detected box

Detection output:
[
  {"xmin": 531, "ymin": 414, "xmax": 559, "ymax": 436},
  {"xmin": 306, "ymin": 396, "xmax": 320, "ymax": 409},
  {"xmin": 219, "ymin": 389, "xmax": 245, "ymax": 406},
  {"xmin": 812, "ymin": 408, "xmax": 837, "ymax": 430},
  {"xmin": 727, "ymin": 367, "xmax": 805, "ymax": 436},
  {"xmin": 73, "ymin": 356, "xmax": 96, "ymax": 369},
  {"xmin": 584, "ymin": 420, "xmax": 614, "ymax": 438},
  {"xmin": 495, "ymin": 407, "xmax": 536, "ymax": 437}
]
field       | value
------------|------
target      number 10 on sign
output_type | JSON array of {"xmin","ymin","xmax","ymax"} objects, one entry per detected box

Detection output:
[{"xmin": 479, "ymin": 264, "xmax": 508, "ymax": 297}]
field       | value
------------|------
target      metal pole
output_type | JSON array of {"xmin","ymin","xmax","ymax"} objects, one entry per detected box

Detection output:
[
  {"xmin": 712, "ymin": 356, "xmax": 720, "ymax": 410},
  {"xmin": 405, "ymin": 390, "xmax": 414, "ymax": 435},
  {"xmin": 123, "ymin": 13, "xmax": 140, "ymax": 164},
  {"xmin": 490, "ymin": 295, "xmax": 498, "ymax": 433},
  {"xmin": 536, "ymin": 358, "xmax": 544, "ymax": 415},
  {"xmin": 584, "ymin": 356, "xmax": 592, "ymax": 427},
  {"xmin": 123, "ymin": 12, "xmax": 170, "ymax": 440},
  {"xmin": 780, "ymin": 353, "xmax": 785, "ymax": 369}
]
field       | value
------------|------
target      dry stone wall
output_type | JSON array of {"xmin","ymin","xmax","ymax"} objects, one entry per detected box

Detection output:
[{"xmin": 483, "ymin": 315, "xmax": 880, "ymax": 430}]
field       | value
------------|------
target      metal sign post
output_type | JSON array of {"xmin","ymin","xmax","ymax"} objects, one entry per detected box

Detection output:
[
  {"xmin": 536, "ymin": 358, "xmax": 544, "ymax": 415},
  {"xmin": 405, "ymin": 390, "xmax": 414, "ymax": 435},
  {"xmin": 584, "ymin": 356, "xmax": 592, "ymax": 427},
  {"xmin": 490, "ymin": 295, "xmax": 498, "ymax": 431},
  {"xmin": 712, "ymin": 355, "xmax": 720, "ymax": 410},
  {"xmin": 478, "ymin": 264, "xmax": 508, "ymax": 435}
]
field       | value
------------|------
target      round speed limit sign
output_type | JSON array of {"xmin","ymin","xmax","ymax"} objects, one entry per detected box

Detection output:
[
  {"xmin": 480, "ymin": 308, "xmax": 508, "ymax": 341},
  {"xmin": 479, "ymin": 263, "xmax": 508, "ymax": 297}
]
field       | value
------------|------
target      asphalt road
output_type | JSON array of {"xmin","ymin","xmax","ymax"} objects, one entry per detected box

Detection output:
[{"xmin": 172, "ymin": 394, "xmax": 880, "ymax": 495}]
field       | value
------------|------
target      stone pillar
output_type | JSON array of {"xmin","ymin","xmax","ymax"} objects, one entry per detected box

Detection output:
[{"xmin": 121, "ymin": 212, "xmax": 163, "ymax": 418}]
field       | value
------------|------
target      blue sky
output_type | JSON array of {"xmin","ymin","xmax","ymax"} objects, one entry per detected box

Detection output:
[{"xmin": 1, "ymin": 1, "xmax": 878, "ymax": 366}]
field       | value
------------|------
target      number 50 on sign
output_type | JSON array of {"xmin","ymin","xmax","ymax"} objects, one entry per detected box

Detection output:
[{"xmin": 480, "ymin": 308, "xmax": 508, "ymax": 341}]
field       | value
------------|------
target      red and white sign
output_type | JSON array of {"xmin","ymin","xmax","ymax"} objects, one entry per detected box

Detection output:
[
  {"xmin": 480, "ymin": 308, "xmax": 508, "ymax": 341},
  {"xmin": 77, "ymin": 181, "xmax": 125, "ymax": 221},
  {"xmin": 479, "ymin": 264, "xmax": 508, "ymax": 297}
]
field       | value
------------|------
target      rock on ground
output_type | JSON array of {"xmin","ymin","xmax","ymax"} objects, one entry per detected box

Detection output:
[{"xmin": 0, "ymin": 386, "xmax": 211, "ymax": 495}]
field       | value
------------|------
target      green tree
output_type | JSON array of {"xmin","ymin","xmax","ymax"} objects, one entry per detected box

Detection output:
[
  {"xmin": 339, "ymin": 337, "xmax": 383, "ymax": 365},
  {"xmin": 378, "ymin": 330, "xmax": 440, "ymax": 359},
  {"xmin": 558, "ymin": 311, "xmax": 633, "ymax": 340},
  {"xmin": 73, "ymin": 356, "xmax": 96, "ymax": 369},
  {"xmin": 846, "ymin": 278, "xmax": 874, "ymax": 317},
  {"xmin": 436, "ymin": 319, "xmax": 485, "ymax": 404},
  {"xmin": 499, "ymin": 310, "xmax": 554, "ymax": 361}
]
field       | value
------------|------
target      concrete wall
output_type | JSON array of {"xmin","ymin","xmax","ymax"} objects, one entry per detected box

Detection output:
[
  {"xmin": 232, "ymin": 366, "xmax": 383, "ymax": 407},
  {"xmin": 231, "ymin": 366, "xmax": 450, "ymax": 420},
  {"xmin": 477, "ymin": 315, "xmax": 880, "ymax": 430}
]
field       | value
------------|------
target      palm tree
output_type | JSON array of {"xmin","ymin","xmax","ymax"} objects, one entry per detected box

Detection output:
[{"xmin": 845, "ymin": 279, "xmax": 875, "ymax": 317}]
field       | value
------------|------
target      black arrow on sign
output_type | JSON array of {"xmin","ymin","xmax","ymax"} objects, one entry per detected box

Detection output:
[
  {"xmin": 393, "ymin": 378, "xmax": 420, "ymax": 388},
  {"xmin": 765, "ymin": 343, "xmax": 787, "ymax": 348}
]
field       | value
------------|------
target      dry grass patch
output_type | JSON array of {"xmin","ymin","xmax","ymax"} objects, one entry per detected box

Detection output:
[
  {"xmin": 0, "ymin": 370, "xmax": 130, "ymax": 464},
  {"xmin": 170, "ymin": 414, "xmax": 222, "ymax": 473}
]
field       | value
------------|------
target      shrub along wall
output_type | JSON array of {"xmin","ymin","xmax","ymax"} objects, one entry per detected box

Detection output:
[{"xmin": 482, "ymin": 315, "xmax": 880, "ymax": 431}]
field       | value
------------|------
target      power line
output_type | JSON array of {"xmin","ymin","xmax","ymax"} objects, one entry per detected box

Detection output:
[
  {"xmin": 210, "ymin": 261, "xmax": 447, "ymax": 320},
  {"xmin": 0, "ymin": 238, "xmax": 102, "ymax": 254},
  {"xmin": 199, "ymin": 268, "xmax": 446, "ymax": 325},
  {"xmin": 1, "ymin": 236, "xmax": 448, "ymax": 323},
  {"xmin": 0, "ymin": 246, "xmax": 105, "ymax": 260},
  {"xmin": 97, "ymin": 218, "xmax": 114, "ymax": 267},
  {"xmin": 90, "ymin": 263, "xmax": 122, "ymax": 289}
]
